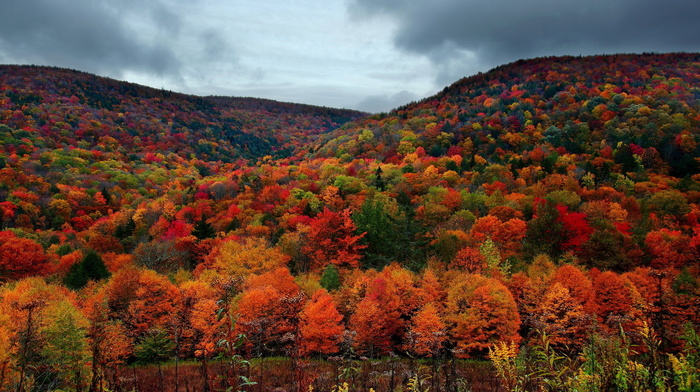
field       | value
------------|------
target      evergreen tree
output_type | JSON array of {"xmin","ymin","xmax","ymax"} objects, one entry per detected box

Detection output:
[
  {"xmin": 64, "ymin": 251, "xmax": 110, "ymax": 290},
  {"xmin": 352, "ymin": 196, "xmax": 399, "ymax": 269},
  {"xmin": 372, "ymin": 166, "xmax": 386, "ymax": 191},
  {"xmin": 115, "ymin": 218, "xmax": 136, "ymax": 239},
  {"xmin": 192, "ymin": 216, "xmax": 216, "ymax": 240},
  {"xmin": 100, "ymin": 186, "xmax": 112, "ymax": 205},
  {"xmin": 319, "ymin": 264, "xmax": 341, "ymax": 291}
]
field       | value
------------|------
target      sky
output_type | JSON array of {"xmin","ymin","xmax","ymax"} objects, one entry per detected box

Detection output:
[{"xmin": 1, "ymin": 0, "xmax": 699, "ymax": 113}]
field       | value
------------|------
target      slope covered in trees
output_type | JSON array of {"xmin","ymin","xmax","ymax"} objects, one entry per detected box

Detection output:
[{"xmin": 1, "ymin": 54, "xmax": 700, "ymax": 392}]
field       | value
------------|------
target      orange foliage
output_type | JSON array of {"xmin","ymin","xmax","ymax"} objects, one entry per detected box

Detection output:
[
  {"xmin": 645, "ymin": 229, "xmax": 693, "ymax": 268},
  {"xmin": 530, "ymin": 283, "xmax": 588, "ymax": 349},
  {"xmin": 445, "ymin": 274, "xmax": 521, "ymax": 357},
  {"xmin": 408, "ymin": 302, "xmax": 446, "ymax": 357},
  {"xmin": 593, "ymin": 271, "xmax": 633, "ymax": 327},
  {"xmin": 128, "ymin": 269, "xmax": 181, "ymax": 336},
  {"xmin": 451, "ymin": 246, "xmax": 486, "ymax": 273},
  {"xmin": 469, "ymin": 216, "xmax": 527, "ymax": 257},
  {"xmin": 234, "ymin": 268, "xmax": 304, "ymax": 354},
  {"xmin": 298, "ymin": 289, "xmax": 344, "ymax": 356}
]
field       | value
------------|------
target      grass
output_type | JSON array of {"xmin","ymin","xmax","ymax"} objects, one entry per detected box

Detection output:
[{"xmin": 114, "ymin": 357, "xmax": 498, "ymax": 392}]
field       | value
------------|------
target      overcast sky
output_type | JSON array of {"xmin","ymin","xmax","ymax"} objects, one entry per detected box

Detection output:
[{"xmin": 1, "ymin": 0, "xmax": 699, "ymax": 113}]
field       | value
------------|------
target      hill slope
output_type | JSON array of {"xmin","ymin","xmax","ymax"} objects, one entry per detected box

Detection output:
[
  {"xmin": 0, "ymin": 65, "xmax": 366, "ymax": 162},
  {"xmin": 1, "ymin": 55, "xmax": 700, "ymax": 389},
  {"xmin": 315, "ymin": 52, "xmax": 700, "ymax": 179}
]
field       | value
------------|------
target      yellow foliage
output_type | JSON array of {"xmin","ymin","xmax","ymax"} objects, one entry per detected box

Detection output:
[{"xmin": 208, "ymin": 237, "xmax": 290, "ymax": 278}]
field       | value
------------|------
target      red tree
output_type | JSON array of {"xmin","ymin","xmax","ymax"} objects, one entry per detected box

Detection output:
[
  {"xmin": 302, "ymin": 208, "xmax": 366, "ymax": 271},
  {"xmin": 0, "ymin": 231, "xmax": 50, "ymax": 281}
]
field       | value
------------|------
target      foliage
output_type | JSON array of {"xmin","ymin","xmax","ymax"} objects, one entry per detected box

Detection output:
[{"xmin": 1, "ymin": 54, "xmax": 700, "ymax": 390}]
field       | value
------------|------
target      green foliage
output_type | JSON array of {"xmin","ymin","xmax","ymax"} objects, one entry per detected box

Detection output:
[
  {"xmin": 114, "ymin": 217, "xmax": 136, "ymax": 239},
  {"xmin": 63, "ymin": 250, "xmax": 110, "ymax": 290},
  {"xmin": 352, "ymin": 196, "xmax": 401, "ymax": 269},
  {"xmin": 134, "ymin": 329, "xmax": 175, "ymax": 364},
  {"xmin": 319, "ymin": 264, "xmax": 341, "ymax": 291},
  {"xmin": 524, "ymin": 200, "xmax": 564, "ymax": 258},
  {"xmin": 649, "ymin": 190, "xmax": 691, "ymax": 219},
  {"xmin": 40, "ymin": 301, "xmax": 90, "ymax": 392}
]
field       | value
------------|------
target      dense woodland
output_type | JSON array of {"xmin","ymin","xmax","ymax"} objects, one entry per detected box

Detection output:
[{"xmin": 0, "ymin": 53, "xmax": 700, "ymax": 392}]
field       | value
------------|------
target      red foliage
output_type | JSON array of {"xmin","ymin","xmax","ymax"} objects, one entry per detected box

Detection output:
[
  {"xmin": 302, "ymin": 208, "xmax": 366, "ymax": 271},
  {"xmin": 0, "ymin": 231, "xmax": 50, "ymax": 281}
]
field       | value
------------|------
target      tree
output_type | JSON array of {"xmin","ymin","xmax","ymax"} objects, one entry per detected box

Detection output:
[
  {"xmin": 352, "ymin": 196, "xmax": 400, "ymax": 269},
  {"xmin": 319, "ymin": 264, "xmax": 341, "ymax": 292},
  {"xmin": 349, "ymin": 276, "xmax": 403, "ymax": 357},
  {"xmin": 645, "ymin": 229, "xmax": 693, "ymax": 268},
  {"xmin": 451, "ymin": 246, "xmax": 486, "ymax": 273},
  {"xmin": 524, "ymin": 200, "xmax": 565, "ymax": 258},
  {"xmin": 0, "ymin": 231, "xmax": 49, "ymax": 282},
  {"xmin": 407, "ymin": 302, "xmax": 446, "ymax": 357},
  {"xmin": 83, "ymin": 288, "xmax": 133, "ymax": 392},
  {"xmin": 551, "ymin": 264, "xmax": 596, "ymax": 314},
  {"xmin": 134, "ymin": 329, "xmax": 175, "ymax": 386},
  {"xmin": 133, "ymin": 239, "xmax": 190, "ymax": 273},
  {"xmin": 303, "ymin": 208, "xmax": 366, "ymax": 271},
  {"xmin": 40, "ymin": 300, "xmax": 91, "ymax": 392},
  {"xmin": 189, "ymin": 293, "xmax": 225, "ymax": 392},
  {"xmin": 64, "ymin": 250, "xmax": 110, "ymax": 290},
  {"xmin": 593, "ymin": 271, "xmax": 634, "ymax": 329},
  {"xmin": 192, "ymin": 216, "xmax": 216, "ymax": 240},
  {"xmin": 206, "ymin": 237, "xmax": 290, "ymax": 278},
  {"xmin": 469, "ymin": 216, "xmax": 527, "ymax": 258},
  {"xmin": 298, "ymin": 289, "xmax": 344, "ymax": 356},
  {"xmin": 445, "ymin": 274, "xmax": 521, "ymax": 357},
  {"xmin": 529, "ymin": 283, "xmax": 588, "ymax": 350},
  {"xmin": 233, "ymin": 268, "xmax": 304, "ymax": 356},
  {"xmin": 128, "ymin": 270, "xmax": 181, "ymax": 337}
]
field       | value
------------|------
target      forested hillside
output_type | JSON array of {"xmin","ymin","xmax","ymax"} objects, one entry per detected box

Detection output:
[{"xmin": 1, "ymin": 54, "xmax": 699, "ymax": 392}]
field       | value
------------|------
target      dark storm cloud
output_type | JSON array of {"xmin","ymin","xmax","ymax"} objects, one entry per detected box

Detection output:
[
  {"xmin": 0, "ymin": 0, "xmax": 181, "ymax": 77},
  {"xmin": 350, "ymin": 0, "xmax": 700, "ymax": 84}
]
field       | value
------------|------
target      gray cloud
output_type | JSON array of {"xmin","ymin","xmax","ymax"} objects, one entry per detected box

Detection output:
[
  {"xmin": 356, "ymin": 90, "xmax": 419, "ymax": 113},
  {"xmin": 0, "ymin": 0, "xmax": 187, "ymax": 78},
  {"xmin": 350, "ymin": 0, "xmax": 700, "ymax": 84}
]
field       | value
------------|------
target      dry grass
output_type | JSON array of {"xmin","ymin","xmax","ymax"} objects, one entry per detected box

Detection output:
[{"xmin": 113, "ymin": 358, "xmax": 498, "ymax": 392}]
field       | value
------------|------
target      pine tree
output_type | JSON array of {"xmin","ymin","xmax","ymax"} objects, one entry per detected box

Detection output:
[
  {"xmin": 64, "ymin": 251, "xmax": 110, "ymax": 290},
  {"xmin": 319, "ymin": 264, "xmax": 341, "ymax": 291},
  {"xmin": 192, "ymin": 216, "xmax": 216, "ymax": 240}
]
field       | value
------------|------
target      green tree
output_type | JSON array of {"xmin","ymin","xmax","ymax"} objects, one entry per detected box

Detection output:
[
  {"xmin": 64, "ymin": 251, "xmax": 110, "ymax": 290},
  {"xmin": 134, "ymin": 329, "xmax": 175, "ymax": 386},
  {"xmin": 192, "ymin": 216, "xmax": 216, "ymax": 240},
  {"xmin": 40, "ymin": 300, "xmax": 91, "ymax": 392},
  {"xmin": 319, "ymin": 264, "xmax": 341, "ymax": 291},
  {"xmin": 524, "ymin": 199, "xmax": 564, "ymax": 258},
  {"xmin": 352, "ymin": 196, "xmax": 400, "ymax": 269}
]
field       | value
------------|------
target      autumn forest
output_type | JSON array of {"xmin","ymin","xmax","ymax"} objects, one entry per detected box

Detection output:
[{"xmin": 1, "ymin": 53, "xmax": 700, "ymax": 392}]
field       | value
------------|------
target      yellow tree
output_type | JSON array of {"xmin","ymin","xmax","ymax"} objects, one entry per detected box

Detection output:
[{"xmin": 205, "ymin": 237, "xmax": 290, "ymax": 278}]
